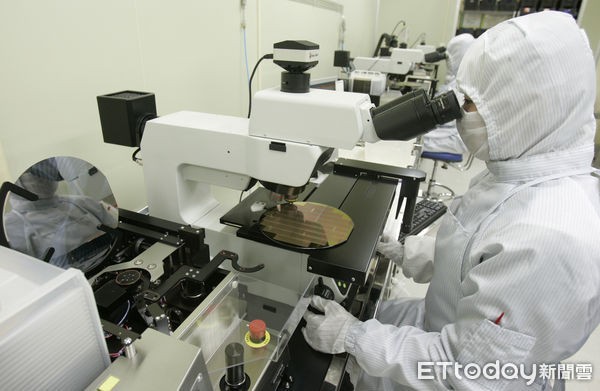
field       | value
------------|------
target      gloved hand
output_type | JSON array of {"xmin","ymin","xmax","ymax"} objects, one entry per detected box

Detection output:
[
  {"xmin": 378, "ymin": 234, "xmax": 436, "ymax": 283},
  {"xmin": 302, "ymin": 295, "xmax": 360, "ymax": 354},
  {"xmin": 403, "ymin": 235, "xmax": 435, "ymax": 283},
  {"xmin": 376, "ymin": 233, "xmax": 404, "ymax": 266}
]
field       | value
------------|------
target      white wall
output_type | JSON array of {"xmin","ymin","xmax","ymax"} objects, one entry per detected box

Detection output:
[
  {"xmin": 377, "ymin": 0, "xmax": 459, "ymax": 46},
  {"xmin": 0, "ymin": 0, "xmax": 377, "ymax": 211}
]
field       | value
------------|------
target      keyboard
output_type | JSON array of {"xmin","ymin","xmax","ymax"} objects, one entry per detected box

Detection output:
[{"xmin": 398, "ymin": 199, "xmax": 447, "ymax": 243}]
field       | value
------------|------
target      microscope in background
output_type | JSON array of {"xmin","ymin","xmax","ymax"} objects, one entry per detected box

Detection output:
[{"xmin": 334, "ymin": 28, "xmax": 447, "ymax": 106}]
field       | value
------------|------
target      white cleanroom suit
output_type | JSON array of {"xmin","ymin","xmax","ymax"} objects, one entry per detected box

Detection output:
[
  {"xmin": 304, "ymin": 11, "xmax": 600, "ymax": 391},
  {"xmin": 422, "ymin": 33, "xmax": 474, "ymax": 154}
]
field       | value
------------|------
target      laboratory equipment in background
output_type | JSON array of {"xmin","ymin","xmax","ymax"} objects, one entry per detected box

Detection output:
[
  {"xmin": 334, "ymin": 44, "xmax": 445, "ymax": 106},
  {"xmin": 458, "ymin": 0, "xmax": 584, "ymax": 37},
  {"xmin": 333, "ymin": 19, "xmax": 447, "ymax": 109}
]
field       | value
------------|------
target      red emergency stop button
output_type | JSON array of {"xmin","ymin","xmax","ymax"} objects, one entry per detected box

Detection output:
[{"xmin": 249, "ymin": 319, "xmax": 266, "ymax": 343}]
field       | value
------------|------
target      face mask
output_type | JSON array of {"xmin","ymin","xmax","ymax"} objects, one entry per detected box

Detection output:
[{"xmin": 456, "ymin": 108, "xmax": 490, "ymax": 161}]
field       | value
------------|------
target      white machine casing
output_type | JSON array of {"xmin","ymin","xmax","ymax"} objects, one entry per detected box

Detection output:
[
  {"xmin": 0, "ymin": 246, "xmax": 110, "ymax": 390},
  {"xmin": 353, "ymin": 48, "xmax": 426, "ymax": 75},
  {"xmin": 273, "ymin": 47, "xmax": 319, "ymax": 63},
  {"xmin": 141, "ymin": 112, "xmax": 327, "ymax": 225},
  {"xmin": 349, "ymin": 70, "xmax": 387, "ymax": 96},
  {"xmin": 142, "ymin": 88, "xmax": 379, "ymax": 226},
  {"xmin": 249, "ymin": 87, "xmax": 377, "ymax": 149}
]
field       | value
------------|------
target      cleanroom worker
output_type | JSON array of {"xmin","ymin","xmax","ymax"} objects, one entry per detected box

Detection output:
[{"xmin": 303, "ymin": 11, "xmax": 600, "ymax": 390}]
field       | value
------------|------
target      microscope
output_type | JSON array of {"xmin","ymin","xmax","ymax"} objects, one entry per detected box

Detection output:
[{"xmin": 93, "ymin": 39, "xmax": 461, "ymax": 390}]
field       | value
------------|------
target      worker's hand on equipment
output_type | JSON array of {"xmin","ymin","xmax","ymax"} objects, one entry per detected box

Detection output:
[
  {"xmin": 302, "ymin": 295, "xmax": 359, "ymax": 354},
  {"xmin": 376, "ymin": 233, "xmax": 404, "ymax": 266}
]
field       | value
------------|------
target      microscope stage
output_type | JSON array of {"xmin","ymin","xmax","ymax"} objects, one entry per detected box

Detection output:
[{"xmin": 221, "ymin": 160, "xmax": 398, "ymax": 284}]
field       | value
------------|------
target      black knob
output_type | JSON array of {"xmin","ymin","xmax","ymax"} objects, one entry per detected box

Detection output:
[
  {"xmin": 313, "ymin": 277, "xmax": 334, "ymax": 300},
  {"xmin": 225, "ymin": 343, "xmax": 245, "ymax": 387}
]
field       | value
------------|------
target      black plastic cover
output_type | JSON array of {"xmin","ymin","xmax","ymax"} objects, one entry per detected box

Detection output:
[
  {"xmin": 97, "ymin": 90, "xmax": 156, "ymax": 147},
  {"xmin": 274, "ymin": 40, "xmax": 319, "ymax": 50},
  {"xmin": 333, "ymin": 50, "xmax": 351, "ymax": 68}
]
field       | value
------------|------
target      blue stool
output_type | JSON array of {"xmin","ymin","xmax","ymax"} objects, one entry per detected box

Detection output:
[{"xmin": 420, "ymin": 151, "xmax": 463, "ymax": 201}]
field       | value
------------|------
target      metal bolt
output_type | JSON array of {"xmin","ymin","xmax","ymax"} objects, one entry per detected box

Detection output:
[
  {"xmin": 123, "ymin": 337, "xmax": 136, "ymax": 358},
  {"xmin": 308, "ymin": 266, "xmax": 312, "ymax": 271}
]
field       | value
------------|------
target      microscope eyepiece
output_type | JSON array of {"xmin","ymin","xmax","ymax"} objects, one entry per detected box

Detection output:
[
  {"xmin": 424, "ymin": 50, "xmax": 447, "ymax": 63},
  {"xmin": 370, "ymin": 89, "xmax": 461, "ymax": 141},
  {"xmin": 430, "ymin": 90, "xmax": 462, "ymax": 124}
]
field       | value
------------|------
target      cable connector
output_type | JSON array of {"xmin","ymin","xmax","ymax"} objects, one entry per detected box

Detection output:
[{"xmin": 240, "ymin": 0, "xmax": 247, "ymax": 29}]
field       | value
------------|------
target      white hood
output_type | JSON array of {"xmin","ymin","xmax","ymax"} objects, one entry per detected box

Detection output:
[
  {"xmin": 446, "ymin": 33, "xmax": 475, "ymax": 79},
  {"xmin": 456, "ymin": 11, "xmax": 596, "ymax": 163}
]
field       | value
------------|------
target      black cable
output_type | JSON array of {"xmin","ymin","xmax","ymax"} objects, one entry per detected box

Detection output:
[
  {"xmin": 390, "ymin": 20, "xmax": 406, "ymax": 36},
  {"xmin": 372, "ymin": 34, "xmax": 390, "ymax": 57},
  {"xmin": 132, "ymin": 147, "xmax": 141, "ymax": 163},
  {"xmin": 247, "ymin": 53, "xmax": 273, "ymax": 118},
  {"xmin": 373, "ymin": 21, "xmax": 406, "ymax": 56}
]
